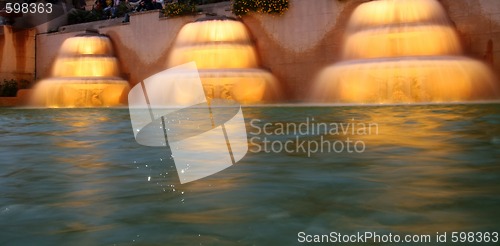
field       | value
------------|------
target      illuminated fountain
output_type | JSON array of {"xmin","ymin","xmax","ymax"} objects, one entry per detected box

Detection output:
[
  {"xmin": 31, "ymin": 31, "xmax": 130, "ymax": 107},
  {"xmin": 311, "ymin": 0, "xmax": 500, "ymax": 103},
  {"xmin": 167, "ymin": 17, "xmax": 281, "ymax": 104}
]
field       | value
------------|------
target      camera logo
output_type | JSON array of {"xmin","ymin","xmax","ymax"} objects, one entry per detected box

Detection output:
[{"xmin": 128, "ymin": 62, "xmax": 248, "ymax": 184}]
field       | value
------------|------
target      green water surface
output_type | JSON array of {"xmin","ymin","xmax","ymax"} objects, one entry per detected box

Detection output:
[{"xmin": 0, "ymin": 104, "xmax": 499, "ymax": 245}]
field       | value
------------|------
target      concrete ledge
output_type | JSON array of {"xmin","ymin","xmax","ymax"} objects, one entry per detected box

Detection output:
[
  {"xmin": 0, "ymin": 97, "xmax": 19, "ymax": 107},
  {"xmin": 58, "ymin": 17, "xmax": 127, "ymax": 33},
  {"xmin": 129, "ymin": 9, "xmax": 162, "ymax": 18},
  {"xmin": 0, "ymin": 89, "xmax": 32, "ymax": 107}
]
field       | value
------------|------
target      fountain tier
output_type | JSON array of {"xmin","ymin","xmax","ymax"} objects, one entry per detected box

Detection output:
[
  {"xmin": 167, "ymin": 18, "xmax": 281, "ymax": 104},
  {"xmin": 347, "ymin": 0, "xmax": 450, "ymax": 30},
  {"xmin": 313, "ymin": 57, "xmax": 496, "ymax": 103},
  {"xmin": 31, "ymin": 32, "xmax": 129, "ymax": 107},
  {"xmin": 311, "ymin": 0, "xmax": 499, "ymax": 103}
]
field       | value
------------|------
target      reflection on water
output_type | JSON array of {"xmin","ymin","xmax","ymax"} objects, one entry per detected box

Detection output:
[{"xmin": 0, "ymin": 105, "xmax": 499, "ymax": 244}]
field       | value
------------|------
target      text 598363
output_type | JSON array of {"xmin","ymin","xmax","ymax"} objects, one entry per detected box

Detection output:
[{"xmin": 5, "ymin": 2, "xmax": 53, "ymax": 14}]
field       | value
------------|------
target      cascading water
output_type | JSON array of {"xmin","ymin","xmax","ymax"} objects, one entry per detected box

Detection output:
[
  {"xmin": 31, "ymin": 31, "xmax": 130, "ymax": 107},
  {"xmin": 167, "ymin": 17, "xmax": 281, "ymax": 104},
  {"xmin": 311, "ymin": 0, "xmax": 499, "ymax": 103}
]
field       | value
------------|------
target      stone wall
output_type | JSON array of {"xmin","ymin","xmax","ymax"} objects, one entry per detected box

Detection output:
[
  {"xmin": 28, "ymin": 0, "xmax": 500, "ymax": 101},
  {"xmin": 0, "ymin": 26, "xmax": 36, "ymax": 82},
  {"xmin": 440, "ymin": 0, "xmax": 500, "ymax": 76},
  {"xmin": 241, "ymin": 0, "xmax": 364, "ymax": 100}
]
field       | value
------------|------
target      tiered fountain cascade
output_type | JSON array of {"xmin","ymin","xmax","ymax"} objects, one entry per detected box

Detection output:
[
  {"xmin": 311, "ymin": 0, "xmax": 499, "ymax": 103},
  {"xmin": 31, "ymin": 31, "xmax": 130, "ymax": 107},
  {"xmin": 167, "ymin": 17, "xmax": 281, "ymax": 104}
]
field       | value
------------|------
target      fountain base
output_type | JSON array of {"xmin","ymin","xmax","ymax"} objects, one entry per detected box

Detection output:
[
  {"xmin": 311, "ymin": 57, "xmax": 499, "ymax": 103},
  {"xmin": 31, "ymin": 78, "xmax": 130, "ymax": 108},
  {"xmin": 197, "ymin": 69, "xmax": 281, "ymax": 104}
]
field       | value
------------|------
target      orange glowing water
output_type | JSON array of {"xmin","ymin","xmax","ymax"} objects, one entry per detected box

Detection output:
[
  {"xmin": 31, "ymin": 34, "xmax": 130, "ymax": 107},
  {"xmin": 311, "ymin": 0, "xmax": 499, "ymax": 103},
  {"xmin": 168, "ymin": 19, "xmax": 281, "ymax": 104}
]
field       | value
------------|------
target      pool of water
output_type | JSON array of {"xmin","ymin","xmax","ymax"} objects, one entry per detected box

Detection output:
[{"xmin": 1, "ymin": 104, "xmax": 499, "ymax": 245}]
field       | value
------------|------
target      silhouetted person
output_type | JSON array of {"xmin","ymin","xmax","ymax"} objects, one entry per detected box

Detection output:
[
  {"xmin": 135, "ymin": 0, "xmax": 148, "ymax": 11},
  {"xmin": 152, "ymin": 0, "xmax": 163, "ymax": 10}
]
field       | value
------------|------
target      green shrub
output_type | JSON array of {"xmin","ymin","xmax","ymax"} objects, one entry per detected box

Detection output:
[
  {"xmin": 0, "ymin": 79, "xmax": 30, "ymax": 97},
  {"xmin": 233, "ymin": 0, "xmax": 257, "ymax": 16},
  {"xmin": 68, "ymin": 9, "xmax": 100, "ymax": 25},
  {"xmin": 18, "ymin": 79, "xmax": 31, "ymax": 90},
  {"xmin": 233, "ymin": 0, "xmax": 289, "ymax": 16},
  {"xmin": 116, "ymin": 2, "xmax": 130, "ymax": 17},
  {"xmin": 0, "ymin": 80, "xmax": 18, "ymax": 97},
  {"xmin": 163, "ymin": 2, "xmax": 198, "ymax": 17}
]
